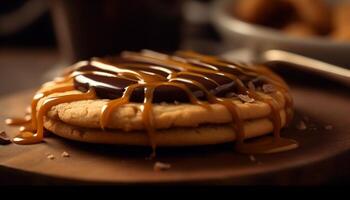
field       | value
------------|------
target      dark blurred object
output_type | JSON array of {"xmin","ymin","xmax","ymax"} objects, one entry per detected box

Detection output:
[
  {"xmin": 51, "ymin": 0, "xmax": 184, "ymax": 63},
  {"xmin": 231, "ymin": 0, "xmax": 335, "ymax": 38},
  {"xmin": 180, "ymin": 0, "xmax": 223, "ymax": 54},
  {"xmin": 0, "ymin": 0, "xmax": 55, "ymax": 47}
]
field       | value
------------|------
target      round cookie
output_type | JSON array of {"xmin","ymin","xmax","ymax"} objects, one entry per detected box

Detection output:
[
  {"xmin": 9, "ymin": 50, "xmax": 294, "ymax": 153},
  {"xmin": 40, "ymin": 89, "xmax": 287, "ymax": 131},
  {"xmin": 44, "ymin": 108, "xmax": 286, "ymax": 146}
]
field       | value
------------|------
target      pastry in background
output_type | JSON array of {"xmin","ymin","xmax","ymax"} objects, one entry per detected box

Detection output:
[
  {"xmin": 233, "ymin": 0, "xmax": 293, "ymax": 27},
  {"xmin": 286, "ymin": 0, "xmax": 331, "ymax": 35},
  {"xmin": 331, "ymin": 2, "xmax": 350, "ymax": 42},
  {"xmin": 232, "ymin": 0, "xmax": 350, "ymax": 42},
  {"xmin": 282, "ymin": 21, "xmax": 317, "ymax": 37}
]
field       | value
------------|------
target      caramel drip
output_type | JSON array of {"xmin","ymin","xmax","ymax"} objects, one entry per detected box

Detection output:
[
  {"xmin": 100, "ymin": 84, "xmax": 142, "ymax": 129},
  {"xmin": 169, "ymin": 71, "xmax": 220, "ymax": 86},
  {"xmin": 12, "ymin": 89, "xmax": 96, "ymax": 144},
  {"xmin": 175, "ymin": 51, "xmax": 297, "ymax": 152},
  {"xmin": 121, "ymin": 51, "xmax": 248, "ymax": 93},
  {"xmin": 6, "ymin": 50, "xmax": 298, "ymax": 155},
  {"xmin": 30, "ymin": 84, "xmax": 75, "ymax": 131},
  {"xmin": 142, "ymin": 86, "xmax": 157, "ymax": 157},
  {"xmin": 6, "ymin": 84, "xmax": 75, "ymax": 133},
  {"xmin": 176, "ymin": 50, "xmax": 293, "ymax": 108}
]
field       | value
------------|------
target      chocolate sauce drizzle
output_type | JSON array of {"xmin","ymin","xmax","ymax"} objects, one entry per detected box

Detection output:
[{"xmin": 6, "ymin": 50, "xmax": 298, "ymax": 155}]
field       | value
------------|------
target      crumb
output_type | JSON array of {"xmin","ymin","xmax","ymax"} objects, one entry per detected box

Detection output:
[
  {"xmin": 4, "ymin": 119, "xmax": 11, "ymax": 125},
  {"xmin": 249, "ymin": 155, "xmax": 256, "ymax": 162},
  {"xmin": 47, "ymin": 154, "xmax": 55, "ymax": 160},
  {"xmin": 238, "ymin": 94, "xmax": 255, "ymax": 103},
  {"xmin": 19, "ymin": 126, "xmax": 27, "ymax": 132},
  {"xmin": 262, "ymin": 84, "xmax": 276, "ymax": 93},
  {"xmin": 24, "ymin": 114, "xmax": 31, "ymax": 121},
  {"xmin": 25, "ymin": 106, "xmax": 32, "ymax": 114},
  {"xmin": 61, "ymin": 151, "xmax": 70, "ymax": 158},
  {"xmin": 324, "ymin": 125, "xmax": 333, "ymax": 131},
  {"xmin": 0, "ymin": 131, "xmax": 11, "ymax": 145},
  {"xmin": 153, "ymin": 162, "xmax": 171, "ymax": 171},
  {"xmin": 296, "ymin": 120, "xmax": 307, "ymax": 130}
]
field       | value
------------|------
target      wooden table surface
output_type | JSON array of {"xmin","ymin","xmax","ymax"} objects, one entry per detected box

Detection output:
[{"xmin": 0, "ymin": 48, "xmax": 350, "ymax": 185}]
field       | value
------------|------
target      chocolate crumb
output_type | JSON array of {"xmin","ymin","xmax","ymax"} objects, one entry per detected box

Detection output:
[
  {"xmin": 296, "ymin": 120, "xmax": 307, "ymax": 130},
  {"xmin": 262, "ymin": 84, "xmax": 276, "ymax": 93},
  {"xmin": 238, "ymin": 94, "xmax": 255, "ymax": 103},
  {"xmin": 61, "ymin": 151, "xmax": 70, "ymax": 158},
  {"xmin": 153, "ymin": 162, "xmax": 171, "ymax": 171},
  {"xmin": 324, "ymin": 125, "xmax": 333, "ymax": 131},
  {"xmin": 0, "ymin": 131, "xmax": 11, "ymax": 145},
  {"xmin": 47, "ymin": 154, "xmax": 55, "ymax": 160}
]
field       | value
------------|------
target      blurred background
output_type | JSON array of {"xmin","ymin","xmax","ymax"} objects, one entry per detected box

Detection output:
[
  {"xmin": 0, "ymin": 0, "xmax": 349, "ymax": 97},
  {"xmin": 0, "ymin": 0, "xmax": 222, "ymax": 97},
  {"xmin": 1, "ymin": 0, "xmax": 349, "ymax": 186}
]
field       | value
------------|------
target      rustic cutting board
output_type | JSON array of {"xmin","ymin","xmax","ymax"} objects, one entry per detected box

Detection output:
[{"xmin": 0, "ymin": 72, "xmax": 349, "ymax": 185}]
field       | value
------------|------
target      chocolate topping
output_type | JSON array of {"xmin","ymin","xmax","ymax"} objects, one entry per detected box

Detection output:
[{"xmin": 73, "ymin": 52, "xmax": 266, "ymax": 102}]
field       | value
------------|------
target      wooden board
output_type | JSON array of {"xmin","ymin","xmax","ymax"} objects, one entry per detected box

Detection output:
[{"xmin": 0, "ymin": 74, "xmax": 350, "ymax": 185}]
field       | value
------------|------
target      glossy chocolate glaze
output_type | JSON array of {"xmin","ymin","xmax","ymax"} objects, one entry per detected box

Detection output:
[{"xmin": 72, "ymin": 57, "xmax": 252, "ymax": 102}]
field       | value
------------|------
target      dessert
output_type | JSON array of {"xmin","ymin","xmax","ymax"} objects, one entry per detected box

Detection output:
[
  {"xmin": 331, "ymin": 3, "xmax": 350, "ymax": 42},
  {"xmin": 286, "ymin": 0, "xmax": 331, "ymax": 34},
  {"xmin": 233, "ymin": 0, "xmax": 350, "ymax": 41},
  {"xmin": 231, "ymin": 0, "xmax": 293, "ymax": 27},
  {"xmin": 282, "ymin": 21, "xmax": 317, "ymax": 37},
  {"xmin": 6, "ymin": 50, "xmax": 298, "ymax": 156}
]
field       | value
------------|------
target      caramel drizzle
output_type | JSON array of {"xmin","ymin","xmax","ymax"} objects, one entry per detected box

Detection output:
[
  {"xmin": 6, "ymin": 50, "xmax": 298, "ymax": 155},
  {"xmin": 8, "ymin": 89, "xmax": 96, "ymax": 144}
]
